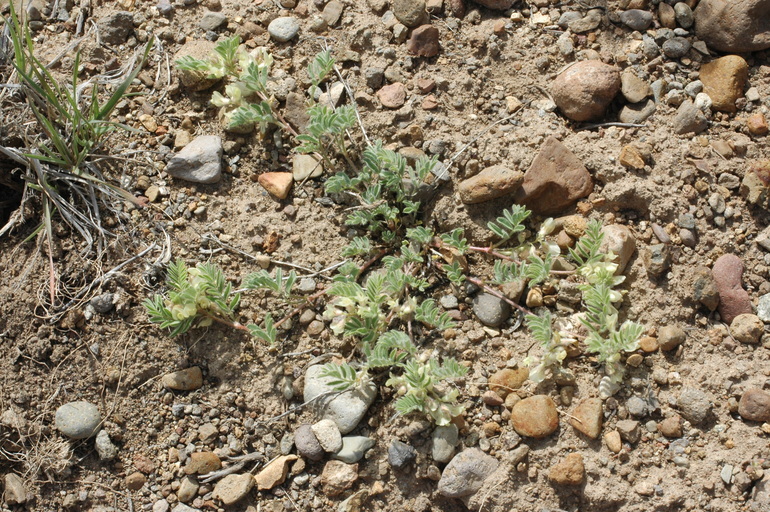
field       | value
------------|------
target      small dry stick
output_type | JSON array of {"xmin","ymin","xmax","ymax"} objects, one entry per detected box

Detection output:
[{"xmin": 577, "ymin": 122, "xmax": 646, "ymax": 131}]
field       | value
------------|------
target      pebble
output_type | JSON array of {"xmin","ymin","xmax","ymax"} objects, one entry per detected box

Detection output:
[
  {"xmin": 739, "ymin": 389, "xmax": 770, "ymax": 422},
  {"xmin": 642, "ymin": 243, "xmax": 670, "ymax": 278},
  {"xmin": 4, "ymin": 474, "xmax": 26, "ymax": 505},
  {"xmin": 95, "ymin": 430, "xmax": 118, "ymax": 460},
  {"xmin": 458, "ymin": 165, "xmax": 524, "ymax": 204},
  {"xmin": 322, "ymin": 0, "xmax": 344, "ymax": 26},
  {"xmin": 258, "ymin": 172, "xmax": 293, "ymax": 200},
  {"xmin": 294, "ymin": 424, "xmax": 324, "ymax": 461},
  {"xmin": 304, "ymin": 365, "xmax": 377, "ymax": 434},
  {"xmin": 388, "ymin": 440, "xmax": 417, "ymax": 468},
  {"xmin": 568, "ymin": 9, "xmax": 603, "ymax": 33},
  {"xmin": 255, "ymin": 455, "xmax": 296, "ymax": 490},
  {"xmin": 616, "ymin": 419, "xmax": 641, "ymax": 444},
  {"xmin": 550, "ymin": 60, "xmax": 621, "ymax": 122},
  {"xmin": 619, "ymin": 145, "xmax": 646, "ymax": 171},
  {"xmin": 673, "ymin": 99, "xmax": 708, "ymax": 134},
  {"xmin": 748, "ymin": 112, "xmax": 770, "ymax": 136},
  {"xmin": 693, "ymin": 266, "xmax": 720, "ymax": 311},
  {"xmin": 472, "ymin": 293, "xmax": 510, "ymax": 327},
  {"xmin": 673, "ymin": 2, "xmax": 694, "ymax": 28},
  {"xmin": 657, "ymin": 414, "xmax": 683, "ymax": 438},
  {"xmin": 177, "ymin": 476, "xmax": 198, "ymax": 503},
  {"xmin": 98, "ymin": 11, "xmax": 134, "ymax": 45},
  {"xmin": 185, "ymin": 452, "xmax": 221, "ymax": 475},
  {"xmin": 731, "ymin": 314, "xmax": 763, "ymax": 344},
  {"xmin": 620, "ymin": 9, "xmax": 652, "ymax": 31},
  {"xmin": 721, "ymin": 464, "xmax": 734, "ymax": 485},
  {"xmin": 661, "ymin": 37, "xmax": 691, "ymax": 59},
  {"xmin": 407, "ymin": 24, "xmax": 440, "ymax": 57},
  {"xmin": 694, "ymin": 0, "xmax": 770, "ymax": 53},
  {"xmin": 321, "ymin": 460, "xmax": 359, "ymax": 496},
  {"xmin": 334, "ymin": 436, "xmax": 375, "ymax": 463},
  {"xmin": 55, "ymin": 401, "xmax": 101, "ymax": 440},
  {"xmin": 619, "ymin": 99, "xmax": 656, "ymax": 124},
  {"xmin": 267, "ymin": 17, "xmax": 300, "ymax": 42},
  {"xmin": 297, "ymin": 277, "xmax": 317, "ymax": 294},
  {"xmin": 569, "ymin": 397, "xmax": 603, "ymax": 439},
  {"xmin": 548, "ymin": 453, "xmax": 585, "ymax": 486},
  {"xmin": 162, "ymin": 367, "xmax": 204, "ymax": 391},
  {"xmin": 658, "ymin": 2, "xmax": 676, "ymax": 28},
  {"xmin": 292, "ymin": 154, "xmax": 323, "ymax": 181},
  {"xmin": 432, "ymin": 424, "xmax": 459, "ymax": 463},
  {"xmin": 199, "ymin": 11, "xmax": 227, "ymax": 31},
  {"xmin": 166, "ymin": 135, "xmax": 222, "ymax": 184},
  {"xmin": 677, "ymin": 388, "xmax": 712, "ymax": 426},
  {"xmin": 511, "ymin": 395, "xmax": 559, "ymax": 438},
  {"xmin": 640, "ymin": 336, "xmax": 659, "ymax": 353},
  {"xmin": 658, "ymin": 325, "xmax": 685, "ymax": 351},
  {"xmin": 626, "ymin": 396, "xmax": 649, "ymax": 418},
  {"xmin": 605, "ymin": 430, "xmax": 622, "ymax": 453},
  {"xmin": 212, "ymin": 473, "xmax": 254, "ymax": 505},
  {"xmin": 377, "ymin": 82, "xmax": 407, "ymax": 108},
  {"xmin": 440, "ymin": 295, "xmax": 458, "ymax": 309},
  {"xmin": 712, "ymin": 254, "xmax": 753, "ymax": 324},
  {"xmin": 125, "ymin": 472, "xmax": 146, "ymax": 491},
  {"xmin": 757, "ymin": 293, "xmax": 770, "ymax": 322},
  {"xmin": 620, "ymin": 71, "xmax": 651, "ymax": 104},
  {"xmin": 312, "ymin": 418, "xmax": 344, "ymax": 453},
  {"xmin": 514, "ymin": 137, "xmax": 593, "ymax": 215},
  {"xmin": 700, "ymin": 55, "xmax": 748, "ymax": 113},
  {"xmin": 437, "ymin": 448, "xmax": 499, "ymax": 498},
  {"xmin": 391, "ymin": 0, "xmax": 427, "ymax": 27}
]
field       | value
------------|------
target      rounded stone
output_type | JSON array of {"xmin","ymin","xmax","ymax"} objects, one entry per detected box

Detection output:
[
  {"xmin": 268, "ymin": 17, "xmax": 300, "ymax": 42},
  {"xmin": 472, "ymin": 293, "xmax": 511, "ymax": 327},
  {"xmin": 510, "ymin": 395, "xmax": 559, "ymax": 438},
  {"xmin": 55, "ymin": 401, "xmax": 101, "ymax": 440},
  {"xmin": 620, "ymin": 9, "xmax": 653, "ymax": 31},
  {"xmin": 658, "ymin": 325, "xmax": 686, "ymax": 351},
  {"xmin": 489, "ymin": 368, "xmax": 529, "ymax": 398},
  {"xmin": 694, "ymin": 0, "xmax": 770, "ymax": 53},
  {"xmin": 738, "ymin": 389, "xmax": 770, "ymax": 422},
  {"xmin": 662, "ymin": 37, "xmax": 691, "ymax": 59},
  {"xmin": 676, "ymin": 388, "xmax": 711, "ymax": 426},
  {"xmin": 731, "ymin": 314, "xmax": 763, "ymax": 344},
  {"xmin": 551, "ymin": 60, "xmax": 621, "ymax": 122},
  {"xmin": 295, "ymin": 424, "xmax": 324, "ymax": 461}
]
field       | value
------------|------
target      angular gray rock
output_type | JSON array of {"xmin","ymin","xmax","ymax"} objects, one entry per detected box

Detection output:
[
  {"xmin": 438, "ymin": 448, "xmax": 499, "ymax": 498},
  {"xmin": 98, "ymin": 11, "xmax": 134, "ymax": 45},
  {"xmin": 199, "ymin": 11, "xmax": 227, "ymax": 31},
  {"xmin": 304, "ymin": 365, "xmax": 377, "ymax": 434},
  {"xmin": 334, "ymin": 436, "xmax": 375, "ymax": 463},
  {"xmin": 166, "ymin": 135, "xmax": 223, "ymax": 184},
  {"xmin": 472, "ymin": 293, "xmax": 510, "ymax": 327},
  {"xmin": 673, "ymin": 100, "xmax": 708, "ymax": 135},
  {"xmin": 268, "ymin": 17, "xmax": 300, "ymax": 42},
  {"xmin": 55, "ymin": 401, "xmax": 101, "ymax": 439},
  {"xmin": 694, "ymin": 0, "xmax": 770, "ymax": 53},
  {"xmin": 95, "ymin": 430, "xmax": 118, "ymax": 461},
  {"xmin": 388, "ymin": 440, "xmax": 417, "ymax": 469}
]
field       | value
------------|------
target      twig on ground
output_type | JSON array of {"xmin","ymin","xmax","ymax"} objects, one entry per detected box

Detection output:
[
  {"xmin": 198, "ymin": 451, "xmax": 264, "ymax": 484},
  {"xmin": 577, "ymin": 122, "xmax": 646, "ymax": 131}
]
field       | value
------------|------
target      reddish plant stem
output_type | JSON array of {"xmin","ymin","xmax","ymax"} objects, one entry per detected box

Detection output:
[
  {"xmin": 356, "ymin": 248, "xmax": 389, "ymax": 281},
  {"xmin": 469, "ymin": 246, "xmax": 515, "ymax": 261},
  {"xmin": 202, "ymin": 312, "xmax": 250, "ymax": 332},
  {"xmin": 468, "ymin": 276, "xmax": 534, "ymax": 317},
  {"xmin": 273, "ymin": 288, "xmax": 328, "ymax": 330}
]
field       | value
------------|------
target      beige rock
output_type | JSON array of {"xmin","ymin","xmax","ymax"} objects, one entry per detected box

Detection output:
[
  {"xmin": 4, "ymin": 473, "xmax": 26, "ymax": 505},
  {"xmin": 377, "ymin": 83, "xmax": 407, "ymax": 108},
  {"xmin": 510, "ymin": 395, "xmax": 559, "ymax": 438},
  {"xmin": 731, "ymin": 314, "xmax": 764, "ymax": 344},
  {"xmin": 321, "ymin": 460, "xmax": 359, "ymax": 496},
  {"xmin": 694, "ymin": 0, "xmax": 770, "ymax": 53},
  {"xmin": 258, "ymin": 172, "xmax": 293, "ymax": 200},
  {"xmin": 600, "ymin": 224, "xmax": 636, "ymax": 274},
  {"xmin": 548, "ymin": 453, "xmax": 585, "ymax": 485},
  {"xmin": 488, "ymin": 368, "xmax": 529, "ymax": 398},
  {"xmin": 621, "ymin": 71, "xmax": 651, "ymax": 104},
  {"xmin": 292, "ymin": 154, "xmax": 323, "ymax": 181},
  {"xmin": 184, "ymin": 451, "xmax": 222, "ymax": 475},
  {"xmin": 658, "ymin": 2, "xmax": 676, "ymax": 28},
  {"xmin": 551, "ymin": 60, "xmax": 621, "ymax": 122},
  {"xmin": 175, "ymin": 40, "xmax": 220, "ymax": 91},
  {"xmin": 658, "ymin": 325, "xmax": 686, "ymax": 351},
  {"xmin": 212, "ymin": 473, "xmax": 255, "ymax": 505},
  {"xmin": 255, "ymin": 455, "xmax": 298, "ymax": 490},
  {"xmin": 514, "ymin": 137, "xmax": 593, "ymax": 215},
  {"xmin": 657, "ymin": 414, "xmax": 683, "ymax": 438},
  {"xmin": 458, "ymin": 165, "xmax": 524, "ymax": 204},
  {"xmin": 605, "ymin": 430, "xmax": 622, "ymax": 453},
  {"xmin": 700, "ymin": 55, "xmax": 749, "ymax": 113},
  {"xmin": 161, "ymin": 367, "xmax": 203, "ymax": 391},
  {"xmin": 569, "ymin": 397, "xmax": 603, "ymax": 439},
  {"xmin": 619, "ymin": 145, "xmax": 646, "ymax": 170}
]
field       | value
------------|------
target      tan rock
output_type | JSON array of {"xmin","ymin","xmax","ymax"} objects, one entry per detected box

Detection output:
[
  {"xmin": 321, "ymin": 460, "xmax": 359, "ymax": 496},
  {"xmin": 377, "ymin": 83, "xmax": 407, "ymax": 109},
  {"xmin": 747, "ymin": 112, "xmax": 769, "ymax": 136},
  {"xmin": 657, "ymin": 414, "xmax": 683, "ymax": 438},
  {"xmin": 600, "ymin": 224, "xmax": 636, "ymax": 275},
  {"xmin": 488, "ymin": 368, "xmax": 529, "ymax": 398},
  {"xmin": 125, "ymin": 472, "xmax": 146, "ymax": 491},
  {"xmin": 639, "ymin": 336, "xmax": 658, "ymax": 353},
  {"xmin": 458, "ymin": 165, "xmax": 524, "ymax": 204},
  {"xmin": 619, "ymin": 145, "xmax": 646, "ymax": 170},
  {"xmin": 658, "ymin": 325, "xmax": 686, "ymax": 352},
  {"xmin": 161, "ymin": 367, "xmax": 203, "ymax": 391},
  {"xmin": 258, "ymin": 172, "xmax": 293, "ymax": 200},
  {"xmin": 514, "ymin": 137, "xmax": 593, "ymax": 215},
  {"xmin": 605, "ymin": 430, "xmax": 622, "ymax": 453},
  {"xmin": 548, "ymin": 453, "xmax": 585, "ymax": 485},
  {"xmin": 620, "ymin": 71, "xmax": 651, "ymax": 104},
  {"xmin": 510, "ymin": 395, "xmax": 559, "ymax": 438},
  {"xmin": 700, "ymin": 55, "xmax": 749, "ymax": 113},
  {"xmin": 730, "ymin": 313, "xmax": 763, "ymax": 344},
  {"xmin": 551, "ymin": 60, "xmax": 621, "ymax": 122},
  {"xmin": 658, "ymin": 2, "xmax": 676, "ymax": 28},
  {"xmin": 292, "ymin": 154, "xmax": 323, "ymax": 181},
  {"xmin": 212, "ymin": 473, "xmax": 255, "ymax": 505},
  {"xmin": 175, "ymin": 40, "xmax": 221, "ymax": 91},
  {"xmin": 185, "ymin": 452, "xmax": 222, "ymax": 475},
  {"xmin": 569, "ymin": 398, "xmax": 603, "ymax": 439},
  {"xmin": 255, "ymin": 455, "xmax": 298, "ymax": 490}
]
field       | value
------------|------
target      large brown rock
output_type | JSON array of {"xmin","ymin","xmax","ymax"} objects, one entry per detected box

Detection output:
[
  {"xmin": 458, "ymin": 165, "xmax": 524, "ymax": 204},
  {"xmin": 510, "ymin": 395, "xmax": 559, "ymax": 438},
  {"xmin": 712, "ymin": 254, "xmax": 752, "ymax": 324},
  {"xmin": 514, "ymin": 137, "xmax": 593, "ymax": 215},
  {"xmin": 694, "ymin": 0, "xmax": 770, "ymax": 53},
  {"xmin": 700, "ymin": 56, "xmax": 749, "ymax": 113},
  {"xmin": 407, "ymin": 25, "xmax": 440, "ymax": 57},
  {"xmin": 551, "ymin": 60, "xmax": 621, "ymax": 122}
]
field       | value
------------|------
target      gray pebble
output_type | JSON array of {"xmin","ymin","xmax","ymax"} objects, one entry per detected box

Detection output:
[
  {"xmin": 472, "ymin": 293, "xmax": 510, "ymax": 327},
  {"xmin": 295, "ymin": 424, "xmax": 324, "ymax": 461},
  {"xmin": 55, "ymin": 401, "xmax": 101, "ymax": 440},
  {"xmin": 95, "ymin": 430, "xmax": 118, "ymax": 461},
  {"xmin": 297, "ymin": 278, "xmax": 317, "ymax": 294},
  {"xmin": 677, "ymin": 388, "xmax": 711, "ymax": 426},
  {"xmin": 662, "ymin": 37, "xmax": 691, "ymax": 59},
  {"xmin": 432, "ymin": 424, "xmax": 458, "ymax": 463},
  {"xmin": 90, "ymin": 293, "xmax": 115, "ymax": 314},
  {"xmin": 333, "ymin": 436, "xmax": 375, "ymax": 463},
  {"xmin": 679, "ymin": 229, "xmax": 697, "ymax": 248},
  {"xmin": 304, "ymin": 365, "xmax": 376, "ymax": 434},
  {"xmin": 627, "ymin": 396, "xmax": 649, "ymax": 418},
  {"xmin": 684, "ymin": 80, "xmax": 703, "ymax": 97},
  {"xmin": 437, "ymin": 448, "xmax": 499, "ymax": 498},
  {"xmin": 440, "ymin": 295, "xmax": 459, "ymax": 309},
  {"xmin": 757, "ymin": 294, "xmax": 770, "ymax": 322},
  {"xmin": 199, "ymin": 11, "xmax": 227, "ymax": 31},
  {"xmin": 268, "ymin": 17, "xmax": 300, "ymax": 43},
  {"xmin": 620, "ymin": 9, "xmax": 653, "ymax": 31},
  {"xmin": 388, "ymin": 440, "xmax": 417, "ymax": 469}
]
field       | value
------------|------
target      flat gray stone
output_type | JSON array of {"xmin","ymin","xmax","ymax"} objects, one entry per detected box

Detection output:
[
  {"xmin": 438, "ymin": 448, "xmax": 499, "ymax": 498},
  {"xmin": 268, "ymin": 17, "xmax": 300, "ymax": 42},
  {"xmin": 199, "ymin": 11, "xmax": 227, "ymax": 31},
  {"xmin": 166, "ymin": 135, "xmax": 223, "ymax": 184},
  {"xmin": 333, "ymin": 436, "xmax": 375, "ymax": 463},
  {"xmin": 55, "ymin": 401, "xmax": 101, "ymax": 439},
  {"xmin": 432, "ymin": 424, "xmax": 458, "ymax": 463}
]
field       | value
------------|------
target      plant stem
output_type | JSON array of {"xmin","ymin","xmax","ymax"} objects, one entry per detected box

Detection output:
[
  {"xmin": 201, "ymin": 311, "xmax": 250, "ymax": 332},
  {"xmin": 469, "ymin": 245, "xmax": 515, "ymax": 261}
]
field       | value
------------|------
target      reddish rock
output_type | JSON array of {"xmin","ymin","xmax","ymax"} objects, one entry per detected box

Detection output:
[
  {"xmin": 258, "ymin": 172, "xmax": 293, "ymax": 200},
  {"xmin": 747, "ymin": 112, "xmax": 769, "ymax": 136},
  {"xmin": 514, "ymin": 137, "xmax": 594, "ymax": 215},
  {"xmin": 488, "ymin": 368, "xmax": 529, "ymax": 398},
  {"xmin": 185, "ymin": 452, "xmax": 222, "ymax": 475},
  {"xmin": 712, "ymin": 254, "xmax": 752, "ymax": 324},
  {"xmin": 407, "ymin": 25, "xmax": 440, "ymax": 57},
  {"xmin": 125, "ymin": 472, "xmax": 147, "ymax": 491},
  {"xmin": 458, "ymin": 165, "xmax": 524, "ymax": 204},
  {"xmin": 510, "ymin": 395, "xmax": 559, "ymax": 438},
  {"xmin": 548, "ymin": 453, "xmax": 585, "ymax": 485},
  {"xmin": 657, "ymin": 414, "xmax": 683, "ymax": 438},
  {"xmin": 551, "ymin": 60, "xmax": 621, "ymax": 122},
  {"xmin": 700, "ymin": 55, "xmax": 748, "ymax": 113},
  {"xmin": 421, "ymin": 94, "xmax": 439, "ymax": 110},
  {"xmin": 377, "ymin": 82, "xmax": 407, "ymax": 108},
  {"xmin": 569, "ymin": 398, "xmax": 603, "ymax": 439},
  {"xmin": 739, "ymin": 389, "xmax": 770, "ymax": 422}
]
